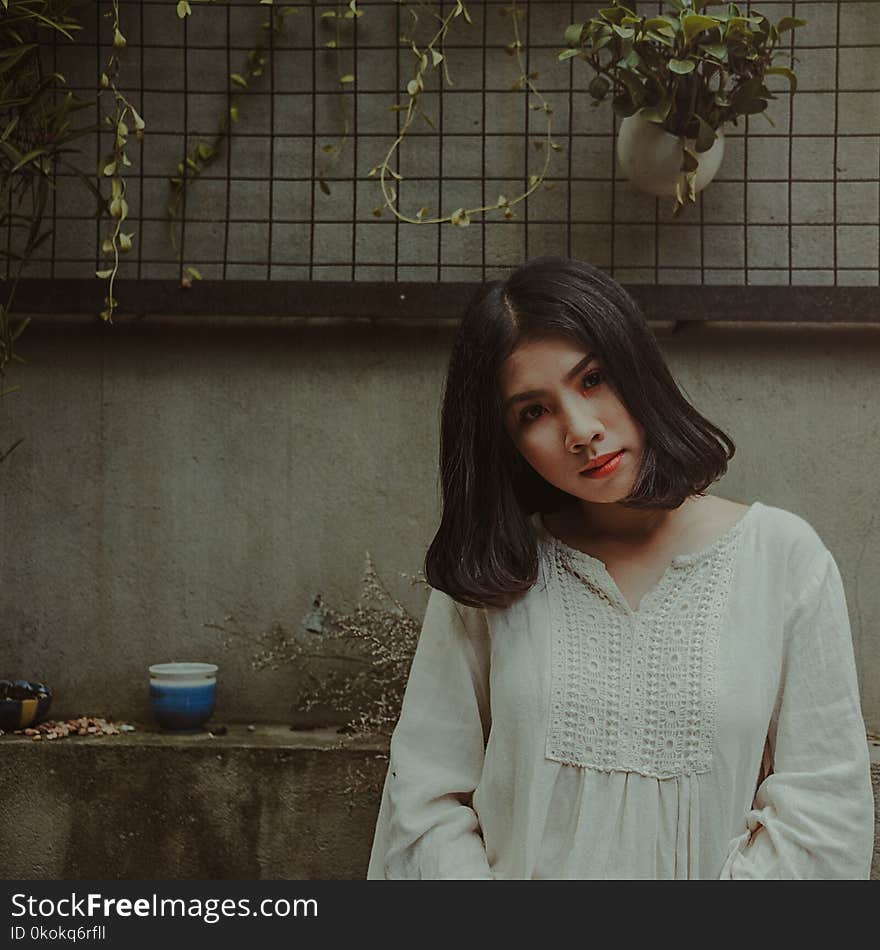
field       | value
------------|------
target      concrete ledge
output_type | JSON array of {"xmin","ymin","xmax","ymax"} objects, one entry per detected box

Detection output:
[
  {"xmin": 2, "ymin": 727, "xmax": 879, "ymax": 880},
  {"xmin": 0, "ymin": 726, "xmax": 388, "ymax": 880}
]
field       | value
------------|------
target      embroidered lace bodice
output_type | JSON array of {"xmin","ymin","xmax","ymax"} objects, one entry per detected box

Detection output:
[{"xmin": 542, "ymin": 511, "xmax": 748, "ymax": 778}]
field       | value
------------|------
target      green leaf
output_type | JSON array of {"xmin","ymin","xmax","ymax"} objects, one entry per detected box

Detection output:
[
  {"xmin": 617, "ymin": 70, "xmax": 645, "ymax": 104},
  {"xmin": 558, "ymin": 49, "xmax": 580, "ymax": 61},
  {"xmin": 598, "ymin": 6, "xmax": 627, "ymax": 25},
  {"xmin": 11, "ymin": 148, "xmax": 48, "ymax": 172},
  {"xmin": 96, "ymin": 268, "xmax": 113, "ymax": 278},
  {"xmin": 450, "ymin": 208, "xmax": 470, "ymax": 227},
  {"xmin": 694, "ymin": 114, "xmax": 716, "ymax": 152},
  {"xmin": 11, "ymin": 316, "xmax": 31, "ymax": 342},
  {"xmin": 776, "ymin": 16, "xmax": 807, "ymax": 35},
  {"xmin": 230, "ymin": 73, "xmax": 248, "ymax": 88},
  {"xmin": 339, "ymin": 74, "xmax": 355, "ymax": 84},
  {"xmin": 638, "ymin": 98, "xmax": 671, "ymax": 123},
  {"xmin": 742, "ymin": 99, "xmax": 768, "ymax": 115},
  {"xmin": 668, "ymin": 58, "xmax": 695, "ymax": 74},
  {"xmin": 229, "ymin": 106, "xmax": 239, "ymax": 123},
  {"xmin": 682, "ymin": 13, "xmax": 721, "ymax": 45},
  {"xmin": 765, "ymin": 66, "xmax": 797, "ymax": 93},
  {"xmin": 588, "ymin": 76, "xmax": 611, "ymax": 100},
  {"xmin": 643, "ymin": 17, "xmax": 675, "ymax": 36},
  {"xmin": 0, "ymin": 115, "xmax": 20, "ymax": 144},
  {"xmin": 617, "ymin": 49, "xmax": 642, "ymax": 70},
  {"xmin": 612, "ymin": 93, "xmax": 640, "ymax": 118},
  {"xmin": 681, "ymin": 146, "xmax": 700, "ymax": 174},
  {"xmin": 699, "ymin": 43, "xmax": 728, "ymax": 61},
  {"xmin": 644, "ymin": 29, "xmax": 675, "ymax": 48},
  {"xmin": 431, "ymin": 49, "xmax": 443, "ymax": 67},
  {"xmin": 177, "ymin": 0, "xmax": 192, "ymax": 17},
  {"xmin": 563, "ymin": 23, "xmax": 585, "ymax": 46},
  {"xmin": 591, "ymin": 32, "xmax": 615, "ymax": 55},
  {"xmin": 185, "ymin": 266, "xmax": 203, "ymax": 280}
]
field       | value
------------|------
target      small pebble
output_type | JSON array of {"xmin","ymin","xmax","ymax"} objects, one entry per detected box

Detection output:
[
  {"xmin": 246, "ymin": 724, "xmax": 255, "ymax": 732},
  {"xmin": 4, "ymin": 716, "xmax": 127, "ymax": 741}
]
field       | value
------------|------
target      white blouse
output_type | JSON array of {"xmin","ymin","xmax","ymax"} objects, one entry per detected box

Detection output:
[{"xmin": 367, "ymin": 501, "xmax": 875, "ymax": 880}]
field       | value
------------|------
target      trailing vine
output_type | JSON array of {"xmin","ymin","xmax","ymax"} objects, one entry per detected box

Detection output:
[
  {"xmin": 317, "ymin": 0, "xmax": 363, "ymax": 197},
  {"xmin": 95, "ymin": 0, "xmax": 145, "ymax": 322},
  {"xmin": 367, "ymin": 0, "xmax": 562, "ymax": 226},
  {"xmin": 167, "ymin": 1, "xmax": 298, "ymax": 284}
]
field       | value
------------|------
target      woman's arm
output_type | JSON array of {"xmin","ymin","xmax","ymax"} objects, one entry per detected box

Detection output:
[
  {"xmin": 367, "ymin": 587, "xmax": 493, "ymax": 880},
  {"xmin": 720, "ymin": 548, "xmax": 874, "ymax": 879}
]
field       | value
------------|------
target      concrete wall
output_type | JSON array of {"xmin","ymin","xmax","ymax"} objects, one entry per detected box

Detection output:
[{"xmin": 1, "ymin": 316, "xmax": 879, "ymax": 733}]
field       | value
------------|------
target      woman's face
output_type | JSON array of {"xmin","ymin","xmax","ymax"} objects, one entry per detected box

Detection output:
[{"xmin": 498, "ymin": 335, "xmax": 646, "ymax": 503}]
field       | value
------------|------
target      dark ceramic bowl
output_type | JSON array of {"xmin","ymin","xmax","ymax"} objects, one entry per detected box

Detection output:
[{"xmin": 0, "ymin": 680, "xmax": 53, "ymax": 730}]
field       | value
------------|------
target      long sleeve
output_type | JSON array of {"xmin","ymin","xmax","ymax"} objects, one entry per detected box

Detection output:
[
  {"xmin": 720, "ymin": 548, "xmax": 874, "ymax": 879},
  {"xmin": 367, "ymin": 587, "xmax": 494, "ymax": 879}
]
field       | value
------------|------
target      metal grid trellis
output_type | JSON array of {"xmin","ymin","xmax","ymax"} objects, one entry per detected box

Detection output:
[{"xmin": 7, "ymin": 0, "xmax": 880, "ymax": 315}]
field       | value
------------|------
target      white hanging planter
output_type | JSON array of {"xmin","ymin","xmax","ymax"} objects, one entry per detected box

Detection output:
[{"xmin": 617, "ymin": 112, "xmax": 725, "ymax": 199}]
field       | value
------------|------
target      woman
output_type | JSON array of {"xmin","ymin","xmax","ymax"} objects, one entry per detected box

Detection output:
[{"xmin": 367, "ymin": 256, "xmax": 874, "ymax": 879}]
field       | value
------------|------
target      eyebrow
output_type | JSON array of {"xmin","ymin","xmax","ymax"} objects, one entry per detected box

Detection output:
[{"xmin": 503, "ymin": 352, "xmax": 597, "ymax": 413}]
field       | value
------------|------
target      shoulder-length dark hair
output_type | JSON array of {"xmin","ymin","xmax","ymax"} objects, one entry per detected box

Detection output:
[{"xmin": 425, "ymin": 255, "xmax": 735, "ymax": 610}]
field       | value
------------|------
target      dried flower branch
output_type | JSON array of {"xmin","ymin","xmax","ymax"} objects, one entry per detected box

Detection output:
[{"xmin": 205, "ymin": 553, "xmax": 426, "ymax": 738}]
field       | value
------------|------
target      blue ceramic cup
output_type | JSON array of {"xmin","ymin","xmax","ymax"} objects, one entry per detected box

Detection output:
[{"xmin": 149, "ymin": 663, "xmax": 217, "ymax": 731}]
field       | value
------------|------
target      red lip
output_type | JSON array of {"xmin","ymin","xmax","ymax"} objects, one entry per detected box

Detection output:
[{"xmin": 579, "ymin": 450, "xmax": 623, "ymax": 474}]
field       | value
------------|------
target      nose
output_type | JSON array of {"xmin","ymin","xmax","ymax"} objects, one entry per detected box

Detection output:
[{"xmin": 563, "ymin": 405, "xmax": 604, "ymax": 453}]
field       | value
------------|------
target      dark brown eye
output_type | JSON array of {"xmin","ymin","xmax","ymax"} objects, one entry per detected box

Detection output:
[
  {"xmin": 520, "ymin": 404, "xmax": 545, "ymax": 422},
  {"xmin": 583, "ymin": 369, "xmax": 603, "ymax": 390}
]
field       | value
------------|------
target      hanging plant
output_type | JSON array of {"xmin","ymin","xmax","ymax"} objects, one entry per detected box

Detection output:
[
  {"xmin": 560, "ymin": 0, "xmax": 806, "ymax": 215},
  {"xmin": 0, "ymin": 0, "xmax": 96, "ymax": 460}
]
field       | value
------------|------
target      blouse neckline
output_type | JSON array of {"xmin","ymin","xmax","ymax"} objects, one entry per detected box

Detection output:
[
  {"xmin": 534, "ymin": 501, "xmax": 760, "ymax": 616},
  {"xmin": 534, "ymin": 500, "xmax": 761, "ymax": 572}
]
